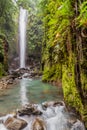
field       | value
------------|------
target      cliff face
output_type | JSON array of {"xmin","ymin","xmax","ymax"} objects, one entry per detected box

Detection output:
[
  {"xmin": 0, "ymin": 34, "xmax": 8, "ymax": 77},
  {"xmin": 42, "ymin": 34, "xmax": 87, "ymax": 128},
  {"xmin": 41, "ymin": 0, "xmax": 87, "ymax": 128}
]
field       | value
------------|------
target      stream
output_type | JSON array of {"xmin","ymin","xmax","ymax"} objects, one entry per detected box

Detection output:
[
  {"xmin": 0, "ymin": 78, "xmax": 86, "ymax": 130},
  {"xmin": 0, "ymin": 78, "xmax": 63, "ymax": 113}
]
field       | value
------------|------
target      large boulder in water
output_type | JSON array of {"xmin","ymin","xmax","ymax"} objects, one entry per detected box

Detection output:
[{"xmin": 4, "ymin": 117, "xmax": 27, "ymax": 130}]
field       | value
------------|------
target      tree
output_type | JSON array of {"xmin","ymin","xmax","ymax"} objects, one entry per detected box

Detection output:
[{"xmin": 0, "ymin": 0, "xmax": 17, "ymax": 76}]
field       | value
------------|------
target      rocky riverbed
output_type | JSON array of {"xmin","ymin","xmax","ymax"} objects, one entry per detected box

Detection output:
[
  {"xmin": 0, "ymin": 101, "xmax": 85, "ymax": 130},
  {"xmin": 0, "ymin": 66, "xmax": 42, "ymax": 90}
]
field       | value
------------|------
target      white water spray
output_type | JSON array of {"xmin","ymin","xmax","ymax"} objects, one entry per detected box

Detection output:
[{"xmin": 19, "ymin": 7, "xmax": 27, "ymax": 68}]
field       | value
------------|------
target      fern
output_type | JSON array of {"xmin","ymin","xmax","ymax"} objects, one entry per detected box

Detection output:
[{"xmin": 78, "ymin": 1, "xmax": 87, "ymax": 26}]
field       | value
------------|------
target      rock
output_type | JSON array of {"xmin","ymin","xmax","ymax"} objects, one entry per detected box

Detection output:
[
  {"xmin": 22, "ymin": 73, "xmax": 30, "ymax": 78},
  {"xmin": 42, "ymin": 101, "xmax": 65, "ymax": 108},
  {"xmin": 7, "ymin": 79, "xmax": 13, "ymax": 84},
  {"xmin": 0, "ymin": 75, "xmax": 15, "ymax": 89},
  {"xmin": 67, "ymin": 115, "xmax": 77, "ymax": 128},
  {"xmin": 4, "ymin": 117, "xmax": 27, "ymax": 130},
  {"xmin": 11, "ymin": 71, "xmax": 20, "ymax": 78},
  {"xmin": 32, "ymin": 118, "xmax": 46, "ymax": 130},
  {"xmin": 67, "ymin": 113, "xmax": 77, "ymax": 125},
  {"xmin": 71, "ymin": 119, "xmax": 85, "ymax": 130},
  {"xmin": 17, "ymin": 104, "xmax": 42, "ymax": 116},
  {"xmin": 53, "ymin": 101, "xmax": 65, "ymax": 107},
  {"xmin": 32, "ymin": 110, "xmax": 42, "ymax": 116}
]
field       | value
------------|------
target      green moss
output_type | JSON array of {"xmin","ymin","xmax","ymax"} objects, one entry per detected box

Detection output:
[
  {"xmin": 62, "ymin": 56, "xmax": 84, "ymax": 115},
  {"xmin": 42, "ymin": 63, "xmax": 62, "ymax": 82},
  {"xmin": 81, "ymin": 70, "xmax": 87, "ymax": 127},
  {"xmin": 81, "ymin": 72, "xmax": 87, "ymax": 97}
]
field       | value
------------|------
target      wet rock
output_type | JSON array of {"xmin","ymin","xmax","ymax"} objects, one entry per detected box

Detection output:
[
  {"xmin": 32, "ymin": 118, "xmax": 46, "ymax": 130},
  {"xmin": 4, "ymin": 117, "xmax": 27, "ymax": 130},
  {"xmin": 69, "ymin": 119, "xmax": 77, "ymax": 125},
  {"xmin": 10, "ymin": 66, "xmax": 41, "ymax": 79},
  {"xmin": 32, "ymin": 110, "xmax": 42, "ymax": 116},
  {"xmin": 71, "ymin": 119, "xmax": 85, "ymax": 130},
  {"xmin": 67, "ymin": 114, "xmax": 77, "ymax": 128},
  {"xmin": 67, "ymin": 113, "xmax": 77, "ymax": 125},
  {"xmin": 17, "ymin": 104, "xmax": 42, "ymax": 116},
  {"xmin": 53, "ymin": 101, "xmax": 65, "ymax": 107},
  {"xmin": 0, "ymin": 81, "xmax": 7, "ymax": 89},
  {"xmin": 7, "ymin": 79, "xmax": 13, "ymax": 84},
  {"xmin": 0, "ymin": 75, "xmax": 15, "ymax": 89},
  {"xmin": 30, "ymin": 72, "xmax": 38, "ymax": 77},
  {"xmin": 18, "ymin": 77, "xmax": 22, "ymax": 79},
  {"xmin": 11, "ymin": 70, "xmax": 20, "ymax": 78},
  {"xmin": 22, "ymin": 73, "xmax": 30, "ymax": 78},
  {"xmin": 42, "ymin": 101, "xmax": 65, "ymax": 108}
]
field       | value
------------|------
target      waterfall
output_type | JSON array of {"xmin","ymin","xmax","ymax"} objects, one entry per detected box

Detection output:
[{"xmin": 19, "ymin": 7, "xmax": 27, "ymax": 68}]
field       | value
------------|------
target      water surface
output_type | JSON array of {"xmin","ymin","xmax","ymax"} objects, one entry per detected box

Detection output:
[{"xmin": 0, "ymin": 78, "xmax": 63, "ymax": 113}]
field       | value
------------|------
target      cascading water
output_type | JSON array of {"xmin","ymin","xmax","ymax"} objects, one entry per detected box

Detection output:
[
  {"xmin": 0, "ymin": 101, "xmax": 85, "ymax": 130},
  {"xmin": 0, "ymin": 79, "xmax": 86, "ymax": 129},
  {"xmin": 19, "ymin": 7, "xmax": 27, "ymax": 68}
]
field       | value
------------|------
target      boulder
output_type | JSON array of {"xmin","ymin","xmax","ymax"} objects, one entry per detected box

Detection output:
[
  {"xmin": 71, "ymin": 120, "xmax": 85, "ymax": 130},
  {"xmin": 4, "ymin": 117, "xmax": 27, "ymax": 130},
  {"xmin": 32, "ymin": 118, "xmax": 46, "ymax": 130},
  {"xmin": 17, "ymin": 104, "xmax": 42, "ymax": 116},
  {"xmin": 42, "ymin": 101, "xmax": 65, "ymax": 108}
]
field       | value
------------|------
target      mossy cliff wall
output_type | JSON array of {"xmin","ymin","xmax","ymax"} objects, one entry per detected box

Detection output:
[
  {"xmin": 62, "ymin": 54, "xmax": 87, "ymax": 127},
  {"xmin": 0, "ymin": 35, "xmax": 8, "ymax": 77},
  {"xmin": 42, "ymin": 49, "xmax": 87, "ymax": 127},
  {"xmin": 62, "ymin": 56, "xmax": 83, "ymax": 112},
  {"xmin": 41, "ymin": 0, "xmax": 87, "ymax": 127}
]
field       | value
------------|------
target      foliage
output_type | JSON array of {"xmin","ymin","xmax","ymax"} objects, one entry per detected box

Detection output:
[
  {"xmin": 42, "ymin": 64, "xmax": 62, "ymax": 82},
  {"xmin": 0, "ymin": 0, "xmax": 17, "ymax": 76},
  {"xmin": 62, "ymin": 56, "xmax": 84, "ymax": 114},
  {"xmin": 78, "ymin": 1, "xmax": 87, "ymax": 26},
  {"xmin": 27, "ymin": 11, "xmax": 43, "ymax": 58},
  {"xmin": 17, "ymin": 0, "xmax": 31, "ymax": 10},
  {"xmin": 41, "ymin": 0, "xmax": 87, "ymax": 126},
  {"xmin": 17, "ymin": 0, "xmax": 43, "ymax": 60}
]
